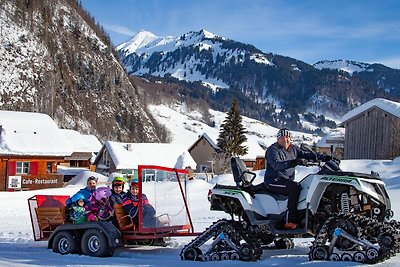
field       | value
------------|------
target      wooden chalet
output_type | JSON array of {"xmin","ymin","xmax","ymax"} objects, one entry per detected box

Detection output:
[{"xmin": 0, "ymin": 111, "xmax": 73, "ymax": 191}]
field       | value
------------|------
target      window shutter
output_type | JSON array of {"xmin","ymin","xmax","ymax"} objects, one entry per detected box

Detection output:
[
  {"xmin": 7, "ymin": 161, "xmax": 16, "ymax": 175},
  {"xmin": 30, "ymin": 162, "xmax": 38, "ymax": 175}
]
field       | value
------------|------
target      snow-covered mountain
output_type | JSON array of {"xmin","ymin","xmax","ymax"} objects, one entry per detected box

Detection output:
[
  {"xmin": 0, "ymin": 0, "xmax": 164, "ymax": 143},
  {"xmin": 117, "ymin": 30, "xmax": 400, "ymax": 126}
]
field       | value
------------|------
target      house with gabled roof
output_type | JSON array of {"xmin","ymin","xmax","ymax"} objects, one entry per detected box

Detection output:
[
  {"xmin": 188, "ymin": 133, "xmax": 266, "ymax": 173},
  {"xmin": 0, "ymin": 110, "xmax": 73, "ymax": 191},
  {"xmin": 340, "ymin": 98, "xmax": 400, "ymax": 159},
  {"xmin": 93, "ymin": 141, "xmax": 197, "ymax": 180},
  {"xmin": 188, "ymin": 133, "xmax": 218, "ymax": 173}
]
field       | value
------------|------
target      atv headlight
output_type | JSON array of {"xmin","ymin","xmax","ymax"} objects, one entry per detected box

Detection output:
[{"xmin": 360, "ymin": 181, "xmax": 377, "ymax": 195}]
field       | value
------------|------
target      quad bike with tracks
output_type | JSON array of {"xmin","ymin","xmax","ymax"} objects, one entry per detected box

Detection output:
[{"xmin": 181, "ymin": 145, "xmax": 400, "ymax": 263}]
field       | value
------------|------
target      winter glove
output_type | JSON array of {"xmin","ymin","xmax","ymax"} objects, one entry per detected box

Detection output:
[
  {"xmin": 296, "ymin": 158, "xmax": 308, "ymax": 166},
  {"xmin": 87, "ymin": 213, "xmax": 98, "ymax": 222},
  {"xmin": 289, "ymin": 159, "xmax": 297, "ymax": 167}
]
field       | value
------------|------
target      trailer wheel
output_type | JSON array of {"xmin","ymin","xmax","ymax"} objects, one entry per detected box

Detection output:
[
  {"xmin": 81, "ymin": 229, "xmax": 113, "ymax": 257},
  {"xmin": 52, "ymin": 231, "xmax": 78, "ymax": 255}
]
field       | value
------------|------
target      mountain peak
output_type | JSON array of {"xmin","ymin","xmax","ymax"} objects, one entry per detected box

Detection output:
[
  {"xmin": 116, "ymin": 29, "xmax": 158, "ymax": 53},
  {"xmin": 199, "ymin": 29, "xmax": 219, "ymax": 39}
]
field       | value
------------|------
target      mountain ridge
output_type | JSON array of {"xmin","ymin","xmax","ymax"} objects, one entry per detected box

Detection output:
[{"xmin": 118, "ymin": 29, "xmax": 400, "ymax": 130}]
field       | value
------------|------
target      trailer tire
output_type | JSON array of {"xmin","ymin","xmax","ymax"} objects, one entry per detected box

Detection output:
[
  {"xmin": 52, "ymin": 231, "xmax": 78, "ymax": 255},
  {"xmin": 81, "ymin": 229, "xmax": 112, "ymax": 257}
]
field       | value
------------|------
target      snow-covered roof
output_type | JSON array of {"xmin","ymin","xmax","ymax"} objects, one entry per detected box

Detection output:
[
  {"xmin": 341, "ymin": 98, "xmax": 400, "ymax": 125},
  {"xmin": 65, "ymin": 170, "xmax": 108, "ymax": 187},
  {"xmin": 0, "ymin": 110, "xmax": 73, "ymax": 157},
  {"xmin": 316, "ymin": 128, "xmax": 345, "ymax": 148},
  {"xmin": 60, "ymin": 129, "xmax": 102, "ymax": 153},
  {"xmin": 188, "ymin": 132, "xmax": 218, "ymax": 151},
  {"xmin": 99, "ymin": 141, "xmax": 197, "ymax": 170}
]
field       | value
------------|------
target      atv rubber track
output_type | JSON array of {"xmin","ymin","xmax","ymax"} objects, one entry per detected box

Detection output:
[
  {"xmin": 180, "ymin": 219, "xmax": 262, "ymax": 261},
  {"xmin": 309, "ymin": 212, "xmax": 400, "ymax": 264}
]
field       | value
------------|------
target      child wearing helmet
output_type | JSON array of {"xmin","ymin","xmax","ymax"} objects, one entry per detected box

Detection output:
[
  {"xmin": 85, "ymin": 187, "xmax": 113, "ymax": 222},
  {"xmin": 70, "ymin": 193, "xmax": 88, "ymax": 224},
  {"xmin": 122, "ymin": 179, "xmax": 156, "ymax": 227},
  {"xmin": 109, "ymin": 176, "xmax": 126, "ymax": 206}
]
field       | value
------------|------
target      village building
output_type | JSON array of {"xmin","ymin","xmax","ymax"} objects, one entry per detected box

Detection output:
[
  {"xmin": 57, "ymin": 129, "xmax": 102, "ymax": 181},
  {"xmin": 93, "ymin": 141, "xmax": 197, "ymax": 181},
  {"xmin": 316, "ymin": 128, "xmax": 345, "ymax": 160},
  {"xmin": 0, "ymin": 111, "xmax": 73, "ymax": 191},
  {"xmin": 188, "ymin": 133, "xmax": 266, "ymax": 173},
  {"xmin": 340, "ymin": 98, "xmax": 400, "ymax": 159},
  {"xmin": 188, "ymin": 133, "xmax": 218, "ymax": 174}
]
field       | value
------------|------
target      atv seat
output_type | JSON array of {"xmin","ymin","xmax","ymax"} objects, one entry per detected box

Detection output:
[
  {"xmin": 231, "ymin": 157, "xmax": 256, "ymax": 186},
  {"xmin": 251, "ymin": 183, "xmax": 288, "ymax": 200}
]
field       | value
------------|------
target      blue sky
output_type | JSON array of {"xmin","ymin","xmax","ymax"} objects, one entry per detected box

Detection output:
[{"xmin": 80, "ymin": 0, "xmax": 400, "ymax": 69}]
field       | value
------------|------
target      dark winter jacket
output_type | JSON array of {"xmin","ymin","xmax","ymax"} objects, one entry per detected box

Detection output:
[
  {"xmin": 264, "ymin": 143, "xmax": 316, "ymax": 185},
  {"xmin": 122, "ymin": 192, "xmax": 156, "ymax": 227},
  {"xmin": 109, "ymin": 190, "xmax": 125, "ymax": 207}
]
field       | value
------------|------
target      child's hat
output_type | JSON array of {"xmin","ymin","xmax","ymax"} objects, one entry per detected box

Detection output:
[
  {"xmin": 130, "ymin": 178, "xmax": 139, "ymax": 188},
  {"xmin": 112, "ymin": 176, "xmax": 125, "ymax": 187},
  {"xmin": 71, "ymin": 193, "xmax": 85, "ymax": 203}
]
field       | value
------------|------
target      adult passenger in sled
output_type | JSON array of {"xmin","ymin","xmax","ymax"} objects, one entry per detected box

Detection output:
[
  {"xmin": 263, "ymin": 128, "xmax": 331, "ymax": 230},
  {"xmin": 66, "ymin": 176, "xmax": 98, "ymax": 205}
]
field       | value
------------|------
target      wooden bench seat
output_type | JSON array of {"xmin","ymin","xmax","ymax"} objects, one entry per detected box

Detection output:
[
  {"xmin": 35, "ymin": 206, "xmax": 66, "ymax": 233},
  {"xmin": 114, "ymin": 204, "xmax": 137, "ymax": 231}
]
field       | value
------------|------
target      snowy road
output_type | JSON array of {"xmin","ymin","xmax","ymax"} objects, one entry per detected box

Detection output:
[{"xmin": 0, "ymin": 239, "xmax": 399, "ymax": 267}]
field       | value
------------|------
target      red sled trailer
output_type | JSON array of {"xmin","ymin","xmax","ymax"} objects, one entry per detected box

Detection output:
[{"xmin": 28, "ymin": 165, "xmax": 198, "ymax": 257}]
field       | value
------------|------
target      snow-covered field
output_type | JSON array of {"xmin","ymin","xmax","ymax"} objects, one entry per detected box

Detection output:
[{"xmin": 1, "ymin": 159, "xmax": 400, "ymax": 266}]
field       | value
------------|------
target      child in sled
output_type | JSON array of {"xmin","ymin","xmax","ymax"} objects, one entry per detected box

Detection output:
[
  {"xmin": 122, "ymin": 179, "xmax": 156, "ymax": 227},
  {"xmin": 86, "ymin": 187, "xmax": 113, "ymax": 222},
  {"xmin": 65, "ymin": 193, "xmax": 87, "ymax": 223},
  {"xmin": 67, "ymin": 193, "xmax": 88, "ymax": 224}
]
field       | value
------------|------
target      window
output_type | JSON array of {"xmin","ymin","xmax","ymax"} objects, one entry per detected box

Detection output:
[
  {"xmin": 143, "ymin": 170, "xmax": 155, "ymax": 182},
  {"xmin": 16, "ymin": 162, "xmax": 30, "ymax": 174},
  {"xmin": 199, "ymin": 165, "xmax": 209, "ymax": 172},
  {"xmin": 103, "ymin": 150, "xmax": 110, "ymax": 167},
  {"xmin": 46, "ymin": 162, "xmax": 53, "ymax": 173}
]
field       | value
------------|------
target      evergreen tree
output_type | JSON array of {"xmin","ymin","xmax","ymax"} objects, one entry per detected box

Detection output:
[{"xmin": 217, "ymin": 99, "xmax": 248, "ymax": 157}]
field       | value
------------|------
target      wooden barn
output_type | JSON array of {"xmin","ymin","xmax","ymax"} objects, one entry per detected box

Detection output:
[{"xmin": 340, "ymin": 98, "xmax": 400, "ymax": 159}]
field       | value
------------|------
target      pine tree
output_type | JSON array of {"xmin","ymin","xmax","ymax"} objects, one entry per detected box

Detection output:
[{"xmin": 217, "ymin": 99, "xmax": 248, "ymax": 157}]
